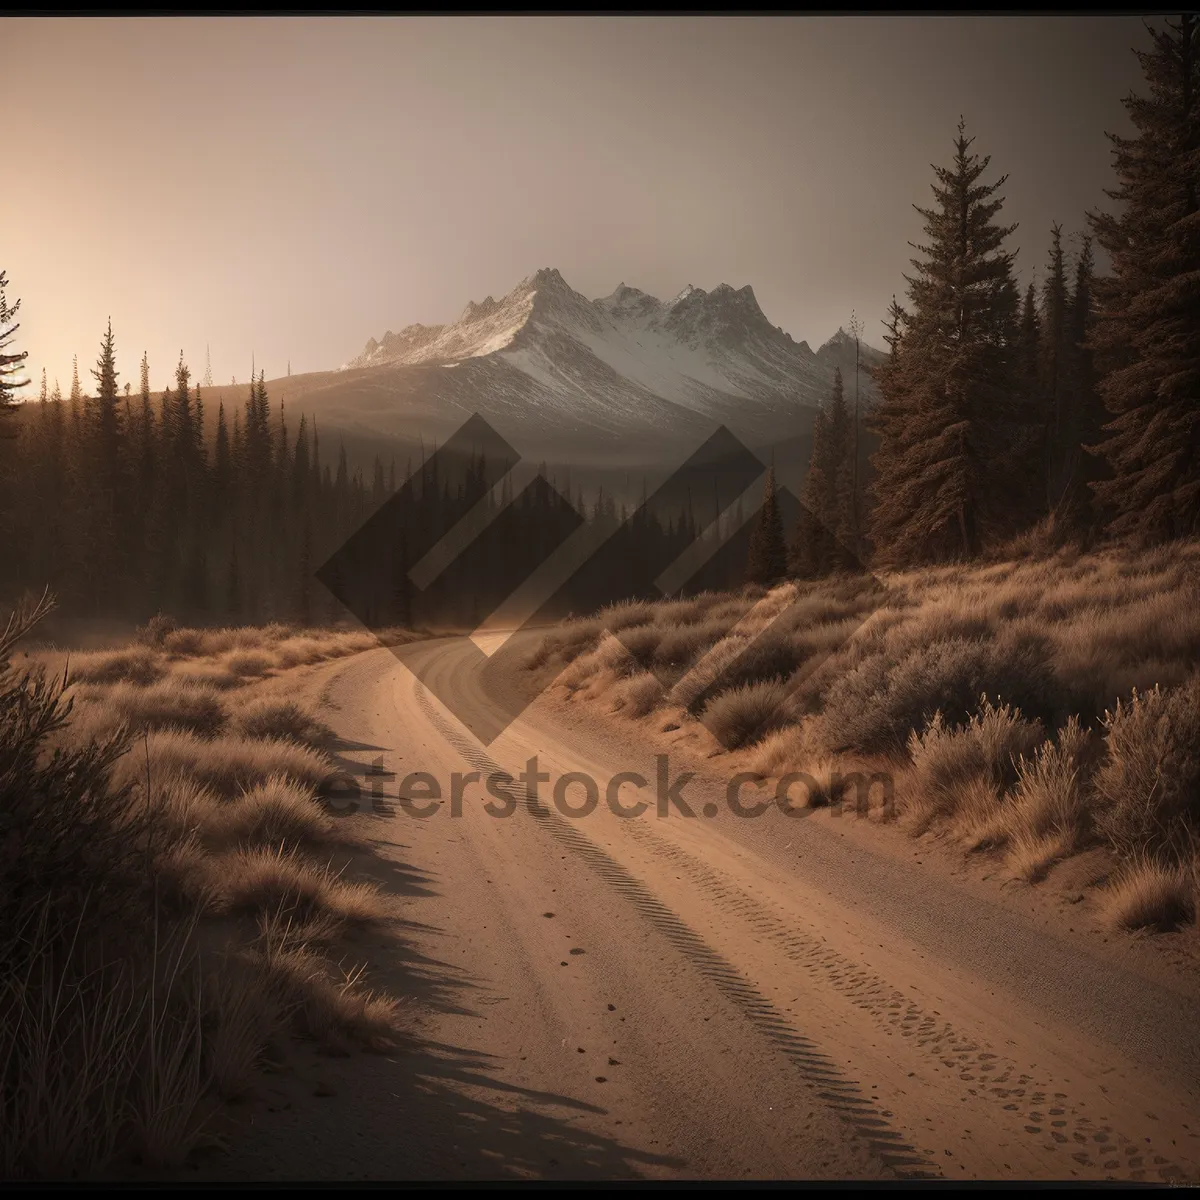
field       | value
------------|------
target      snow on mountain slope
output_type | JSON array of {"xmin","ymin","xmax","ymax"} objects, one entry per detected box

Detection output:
[{"xmin": 336, "ymin": 268, "xmax": 883, "ymax": 455}]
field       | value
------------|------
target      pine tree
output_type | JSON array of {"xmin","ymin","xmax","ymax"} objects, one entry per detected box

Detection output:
[
  {"xmin": 0, "ymin": 271, "xmax": 28, "ymax": 418},
  {"xmin": 87, "ymin": 319, "xmax": 126, "ymax": 606},
  {"xmin": 292, "ymin": 413, "xmax": 310, "ymax": 508},
  {"xmin": 39, "ymin": 368, "xmax": 47, "ymax": 405},
  {"xmin": 791, "ymin": 367, "xmax": 853, "ymax": 577},
  {"xmin": 1039, "ymin": 224, "xmax": 1072, "ymax": 513},
  {"xmin": 90, "ymin": 318, "xmax": 123, "ymax": 470},
  {"xmin": 791, "ymin": 405, "xmax": 832, "ymax": 578},
  {"xmin": 746, "ymin": 467, "xmax": 788, "ymax": 586},
  {"xmin": 867, "ymin": 120, "xmax": 1026, "ymax": 564},
  {"xmin": 213, "ymin": 401, "xmax": 232, "ymax": 528},
  {"xmin": 296, "ymin": 512, "xmax": 313, "ymax": 626},
  {"xmin": 1088, "ymin": 15, "xmax": 1200, "ymax": 542},
  {"xmin": 203, "ymin": 343, "xmax": 213, "ymax": 388},
  {"xmin": 69, "ymin": 355, "xmax": 82, "ymax": 406},
  {"xmin": 1018, "ymin": 279, "xmax": 1041, "ymax": 433},
  {"xmin": 1064, "ymin": 237, "xmax": 1106, "ymax": 530}
]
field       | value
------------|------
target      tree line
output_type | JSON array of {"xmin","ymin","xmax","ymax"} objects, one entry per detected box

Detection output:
[
  {"xmin": 747, "ymin": 14, "xmax": 1199, "ymax": 582},
  {"xmin": 0, "ymin": 323, "xmax": 725, "ymax": 625},
  {"xmin": 3, "ymin": 17, "xmax": 1197, "ymax": 620}
]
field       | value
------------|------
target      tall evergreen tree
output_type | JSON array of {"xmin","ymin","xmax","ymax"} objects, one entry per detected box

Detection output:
[
  {"xmin": 746, "ymin": 467, "xmax": 788, "ymax": 586},
  {"xmin": 1088, "ymin": 14, "xmax": 1200, "ymax": 541},
  {"xmin": 1064, "ymin": 236, "xmax": 1106, "ymax": 530},
  {"xmin": 87, "ymin": 320, "xmax": 126, "ymax": 607},
  {"xmin": 867, "ymin": 120, "xmax": 1026, "ymax": 564},
  {"xmin": 1039, "ymin": 224, "xmax": 1072, "ymax": 513},
  {"xmin": 90, "ymin": 318, "xmax": 123, "ymax": 470},
  {"xmin": 0, "ymin": 271, "xmax": 27, "ymax": 418},
  {"xmin": 791, "ymin": 367, "xmax": 853, "ymax": 577},
  {"xmin": 1018, "ymin": 279, "xmax": 1041, "ymax": 442}
]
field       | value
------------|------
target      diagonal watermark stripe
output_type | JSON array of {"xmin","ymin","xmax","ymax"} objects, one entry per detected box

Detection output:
[
  {"xmin": 410, "ymin": 460, "xmax": 542, "ymax": 593},
  {"xmin": 654, "ymin": 469, "xmax": 767, "ymax": 597},
  {"xmin": 316, "ymin": 412, "xmax": 886, "ymax": 748}
]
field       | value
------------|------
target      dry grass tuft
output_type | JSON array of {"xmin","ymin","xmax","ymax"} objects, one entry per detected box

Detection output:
[
  {"xmin": 1092, "ymin": 678, "xmax": 1200, "ymax": 863},
  {"xmin": 232, "ymin": 697, "xmax": 335, "ymax": 750},
  {"xmin": 111, "ymin": 728, "xmax": 332, "ymax": 797},
  {"xmin": 86, "ymin": 679, "xmax": 229, "ymax": 738},
  {"xmin": 212, "ymin": 845, "xmax": 397, "ymax": 930},
  {"xmin": 1103, "ymin": 857, "xmax": 1196, "ymax": 931},
  {"xmin": 202, "ymin": 775, "xmax": 345, "ymax": 851},
  {"xmin": 614, "ymin": 671, "xmax": 664, "ymax": 718},
  {"xmin": 3, "ymin": 608, "xmax": 419, "ymax": 1179},
  {"xmin": 70, "ymin": 646, "xmax": 167, "ymax": 686},
  {"xmin": 702, "ymin": 680, "xmax": 791, "ymax": 749},
  {"xmin": 222, "ymin": 650, "xmax": 276, "ymax": 679}
]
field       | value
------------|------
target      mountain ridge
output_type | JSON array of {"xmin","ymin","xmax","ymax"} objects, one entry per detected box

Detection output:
[{"xmin": 336, "ymin": 268, "xmax": 883, "ymax": 453}]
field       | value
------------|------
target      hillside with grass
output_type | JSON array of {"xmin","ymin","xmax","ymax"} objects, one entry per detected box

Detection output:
[{"xmin": 527, "ymin": 541, "xmax": 1200, "ymax": 935}]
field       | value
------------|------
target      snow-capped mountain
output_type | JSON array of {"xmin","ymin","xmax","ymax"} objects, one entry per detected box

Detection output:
[{"xmin": 333, "ymin": 268, "xmax": 882, "ymax": 459}]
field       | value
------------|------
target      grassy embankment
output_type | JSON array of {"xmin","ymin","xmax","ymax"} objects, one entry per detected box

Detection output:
[
  {"xmin": 526, "ymin": 541, "xmax": 1200, "ymax": 934},
  {"xmin": 1, "ymin": 602, "xmax": 420, "ymax": 1180}
]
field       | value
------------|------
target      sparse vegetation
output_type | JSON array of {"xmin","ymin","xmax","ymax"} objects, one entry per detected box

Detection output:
[
  {"xmin": 529, "ymin": 540, "xmax": 1200, "ymax": 933},
  {"xmin": 0, "ymin": 595, "xmax": 411, "ymax": 1180}
]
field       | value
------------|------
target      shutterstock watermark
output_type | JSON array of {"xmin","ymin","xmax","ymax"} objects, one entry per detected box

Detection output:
[
  {"xmin": 315, "ymin": 413, "xmax": 887, "ymax": 750},
  {"xmin": 319, "ymin": 755, "xmax": 895, "ymax": 822}
]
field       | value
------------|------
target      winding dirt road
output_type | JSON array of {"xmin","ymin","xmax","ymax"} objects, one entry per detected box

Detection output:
[{"xmin": 201, "ymin": 635, "xmax": 1200, "ymax": 1183}]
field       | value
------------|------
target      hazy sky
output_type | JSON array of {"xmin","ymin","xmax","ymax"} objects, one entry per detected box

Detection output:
[{"xmin": 12, "ymin": 15, "xmax": 1148, "ymax": 396}]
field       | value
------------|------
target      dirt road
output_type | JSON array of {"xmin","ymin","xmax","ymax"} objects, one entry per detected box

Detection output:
[{"xmin": 200, "ymin": 635, "xmax": 1200, "ymax": 1183}]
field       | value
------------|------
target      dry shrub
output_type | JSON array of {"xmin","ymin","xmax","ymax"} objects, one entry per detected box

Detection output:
[
  {"xmin": 212, "ymin": 845, "xmax": 396, "ymax": 929},
  {"xmin": 1092, "ymin": 678, "xmax": 1200, "ymax": 862},
  {"xmin": 1007, "ymin": 826, "xmax": 1078, "ymax": 883},
  {"xmin": 615, "ymin": 671, "xmax": 663, "ymax": 718},
  {"xmin": 702, "ymin": 680, "xmax": 791, "ymax": 749},
  {"xmin": 1102, "ymin": 856, "xmax": 1196, "ymax": 931},
  {"xmin": 202, "ymin": 775, "xmax": 340, "ymax": 850},
  {"xmin": 233, "ymin": 697, "xmax": 334, "ymax": 750},
  {"xmin": 93, "ymin": 680, "xmax": 229, "ymax": 739},
  {"xmin": 712, "ymin": 634, "xmax": 805, "ymax": 692},
  {"xmin": 223, "ymin": 650, "xmax": 275, "ymax": 679},
  {"xmin": 668, "ymin": 633, "xmax": 751, "ymax": 713},
  {"xmin": 110, "ymin": 729, "xmax": 332, "ymax": 797},
  {"xmin": 652, "ymin": 623, "xmax": 724, "ymax": 670},
  {"xmin": 773, "ymin": 754, "xmax": 841, "ymax": 809},
  {"xmin": 600, "ymin": 599, "xmax": 654, "ymax": 632},
  {"xmin": 610, "ymin": 624, "xmax": 662, "ymax": 673},
  {"xmin": 820, "ymin": 630, "xmax": 1061, "ymax": 756},
  {"xmin": 168, "ymin": 661, "xmax": 243, "ymax": 691},
  {"xmin": 524, "ymin": 618, "xmax": 604, "ymax": 670},
  {"xmin": 162, "ymin": 626, "xmax": 209, "ymax": 656},
  {"xmin": 1007, "ymin": 717, "xmax": 1094, "ymax": 845},
  {"xmin": 747, "ymin": 724, "xmax": 813, "ymax": 778},
  {"xmin": 1, "ymin": 598, "xmax": 407, "ymax": 1179},
  {"xmin": 249, "ymin": 918, "xmax": 399, "ymax": 1054},
  {"xmin": 70, "ymin": 646, "xmax": 167, "ymax": 687},
  {"xmin": 558, "ymin": 657, "xmax": 598, "ymax": 693},
  {"xmin": 651, "ymin": 594, "xmax": 719, "ymax": 627},
  {"xmin": 135, "ymin": 612, "xmax": 180, "ymax": 646},
  {"xmin": 905, "ymin": 697, "xmax": 1044, "ymax": 835}
]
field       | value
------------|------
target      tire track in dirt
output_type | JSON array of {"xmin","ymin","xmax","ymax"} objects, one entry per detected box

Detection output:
[
  {"xmin": 413, "ymin": 680, "xmax": 942, "ymax": 1181},
  {"xmin": 607, "ymin": 810, "xmax": 1198, "ymax": 1183}
]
